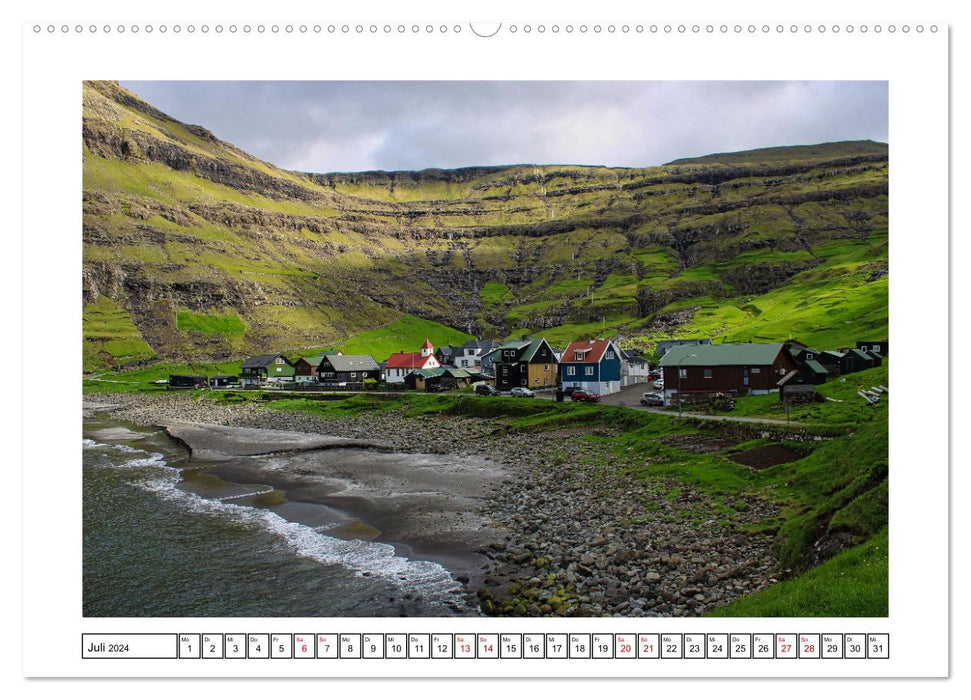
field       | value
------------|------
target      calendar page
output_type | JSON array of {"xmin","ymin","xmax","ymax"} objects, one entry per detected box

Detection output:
[{"xmin": 17, "ymin": 0, "xmax": 954, "ymax": 689}]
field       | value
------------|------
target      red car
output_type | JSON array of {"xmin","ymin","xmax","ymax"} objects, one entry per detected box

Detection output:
[{"xmin": 570, "ymin": 390, "xmax": 601, "ymax": 403}]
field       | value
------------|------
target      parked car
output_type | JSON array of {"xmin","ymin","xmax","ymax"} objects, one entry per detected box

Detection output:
[
  {"xmin": 562, "ymin": 386, "xmax": 577, "ymax": 396},
  {"xmin": 474, "ymin": 383, "xmax": 500, "ymax": 396},
  {"xmin": 640, "ymin": 392, "xmax": 664, "ymax": 406},
  {"xmin": 570, "ymin": 390, "xmax": 601, "ymax": 403},
  {"xmin": 510, "ymin": 387, "xmax": 535, "ymax": 397},
  {"xmin": 652, "ymin": 378, "xmax": 664, "ymax": 389},
  {"xmin": 426, "ymin": 383, "xmax": 446, "ymax": 393}
]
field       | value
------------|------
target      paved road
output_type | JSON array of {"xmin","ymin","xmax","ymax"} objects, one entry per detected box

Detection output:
[
  {"xmin": 544, "ymin": 383, "xmax": 794, "ymax": 426},
  {"xmin": 87, "ymin": 378, "xmax": 793, "ymax": 426}
]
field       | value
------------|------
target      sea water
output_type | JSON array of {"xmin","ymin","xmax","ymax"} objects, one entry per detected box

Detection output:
[{"xmin": 82, "ymin": 418, "xmax": 473, "ymax": 617}]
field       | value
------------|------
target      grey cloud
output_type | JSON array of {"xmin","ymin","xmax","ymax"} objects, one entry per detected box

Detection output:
[{"xmin": 120, "ymin": 81, "xmax": 888, "ymax": 172}]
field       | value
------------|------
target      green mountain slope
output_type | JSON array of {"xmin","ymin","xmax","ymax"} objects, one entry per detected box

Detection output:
[{"xmin": 82, "ymin": 81, "xmax": 887, "ymax": 369}]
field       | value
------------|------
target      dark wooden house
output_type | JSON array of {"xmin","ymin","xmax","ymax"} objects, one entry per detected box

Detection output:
[
  {"xmin": 435, "ymin": 346, "xmax": 458, "ymax": 367},
  {"xmin": 169, "ymin": 374, "xmax": 208, "ymax": 389},
  {"xmin": 293, "ymin": 355, "xmax": 324, "ymax": 383},
  {"xmin": 658, "ymin": 342, "xmax": 799, "ymax": 405},
  {"xmin": 816, "ymin": 350, "xmax": 845, "ymax": 376},
  {"xmin": 493, "ymin": 337, "xmax": 558, "ymax": 391},
  {"xmin": 796, "ymin": 358, "xmax": 830, "ymax": 384},
  {"xmin": 317, "ymin": 354, "xmax": 381, "ymax": 385},
  {"xmin": 856, "ymin": 340, "xmax": 888, "ymax": 358},
  {"xmin": 838, "ymin": 348, "xmax": 876, "ymax": 375},
  {"xmin": 777, "ymin": 371, "xmax": 818, "ymax": 403}
]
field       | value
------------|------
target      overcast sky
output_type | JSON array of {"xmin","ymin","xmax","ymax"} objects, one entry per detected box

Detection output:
[{"xmin": 120, "ymin": 81, "xmax": 888, "ymax": 173}]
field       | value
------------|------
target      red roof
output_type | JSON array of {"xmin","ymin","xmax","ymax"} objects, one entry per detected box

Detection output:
[
  {"xmin": 385, "ymin": 352, "xmax": 436, "ymax": 370},
  {"xmin": 563, "ymin": 339, "xmax": 613, "ymax": 364},
  {"xmin": 422, "ymin": 338, "xmax": 434, "ymax": 349}
]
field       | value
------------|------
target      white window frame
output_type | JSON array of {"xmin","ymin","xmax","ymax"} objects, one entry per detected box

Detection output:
[{"xmin": 585, "ymin": 366, "xmax": 594, "ymax": 376}]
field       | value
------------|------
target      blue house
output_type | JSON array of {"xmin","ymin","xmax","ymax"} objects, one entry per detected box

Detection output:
[{"xmin": 559, "ymin": 339, "xmax": 624, "ymax": 396}]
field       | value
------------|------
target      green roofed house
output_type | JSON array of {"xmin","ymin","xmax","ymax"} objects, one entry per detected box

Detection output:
[
  {"xmin": 493, "ymin": 337, "xmax": 558, "ymax": 391},
  {"xmin": 856, "ymin": 340, "xmax": 888, "ymax": 358},
  {"xmin": 800, "ymin": 358, "xmax": 830, "ymax": 383},
  {"xmin": 442, "ymin": 367, "xmax": 474, "ymax": 387},
  {"xmin": 658, "ymin": 342, "xmax": 798, "ymax": 406},
  {"xmin": 403, "ymin": 367, "xmax": 447, "ymax": 391},
  {"xmin": 240, "ymin": 353, "xmax": 294, "ymax": 388},
  {"xmin": 404, "ymin": 366, "xmax": 474, "ymax": 391},
  {"xmin": 777, "ymin": 356, "xmax": 830, "ymax": 403},
  {"xmin": 837, "ymin": 348, "xmax": 878, "ymax": 375}
]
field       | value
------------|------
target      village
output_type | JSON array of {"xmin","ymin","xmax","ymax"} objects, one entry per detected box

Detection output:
[{"xmin": 168, "ymin": 334, "xmax": 889, "ymax": 412}]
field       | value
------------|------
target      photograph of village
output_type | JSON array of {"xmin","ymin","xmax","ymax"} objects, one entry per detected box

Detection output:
[{"xmin": 82, "ymin": 80, "xmax": 889, "ymax": 618}]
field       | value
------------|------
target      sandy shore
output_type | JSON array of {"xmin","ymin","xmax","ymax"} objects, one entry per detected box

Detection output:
[
  {"xmin": 84, "ymin": 392, "xmax": 782, "ymax": 617},
  {"xmin": 162, "ymin": 420, "xmax": 505, "ymax": 588}
]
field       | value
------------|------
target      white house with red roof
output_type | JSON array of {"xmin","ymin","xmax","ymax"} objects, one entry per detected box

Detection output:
[
  {"xmin": 559, "ymin": 339, "xmax": 625, "ymax": 396},
  {"xmin": 384, "ymin": 339, "xmax": 441, "ymax": 383}
]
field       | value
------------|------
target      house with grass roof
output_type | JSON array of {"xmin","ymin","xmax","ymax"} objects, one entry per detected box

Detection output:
[
  {"xmin": 240, "ymin": 353, "xmax": 294, "ymax": 388},
  {"xmin": 493, "ymin": 337, "xmax": 558, "ymax": 391},
  {"xmin": 658, "ymin": 342, "xmax": 798, "ymax": 405}
]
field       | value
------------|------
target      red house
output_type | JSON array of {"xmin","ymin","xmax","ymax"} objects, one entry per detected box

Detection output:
[
  {"xmin": 384, "ymin": 339, "xmax": 441, "ymax": 384},
  {"xmin": 658, "ymin": 342, "xmax": 798, "ymax": 405}
]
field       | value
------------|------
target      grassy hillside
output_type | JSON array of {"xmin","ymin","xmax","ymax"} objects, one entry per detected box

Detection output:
[
  {"xmin": 340, "ymin": 315, "xmax": 473, "ymax": 359},
  {"xmin": 82, "ymin": 81, "xmax": 888, "ymax": 370},
  {"xmin": 707, "ymin": 527, "xmax": 888, "ymax": 617}
]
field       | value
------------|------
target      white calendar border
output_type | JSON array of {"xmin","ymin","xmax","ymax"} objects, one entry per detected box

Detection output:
[{"xmin": 16, "ymin": 0, "xmax": 954, "ymax": 686}]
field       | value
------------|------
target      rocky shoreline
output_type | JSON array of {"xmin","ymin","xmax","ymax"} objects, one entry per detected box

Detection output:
[{"xmin": 84, "ymin": 392, "xmax": 782, "ymax": 617}]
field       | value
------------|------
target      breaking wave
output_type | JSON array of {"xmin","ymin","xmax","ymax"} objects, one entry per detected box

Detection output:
[{"xmin": 82, "ymin": 437, "xmax": 467, "ymax": 611}]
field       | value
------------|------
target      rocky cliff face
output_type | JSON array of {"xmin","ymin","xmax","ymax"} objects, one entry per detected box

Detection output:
[{"xmin": 81, "ymin": 81, "xmax": 888, "ymax": 369}]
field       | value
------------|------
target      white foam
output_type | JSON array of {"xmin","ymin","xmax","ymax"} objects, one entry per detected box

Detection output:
[
  {"xmin": 86, "ymin": 438, "xmax": 468, "ymax": 610},
  {"xmin": 215, "ymin": 488, "xmax": 276, "ymax": 501},
  {"xmin": 82, "ymin": 438, "xmax": 145, "ymax": 455},
  {"xmin": 149, "ymin": 477, "xmax": 465, "ymax": 606}
]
